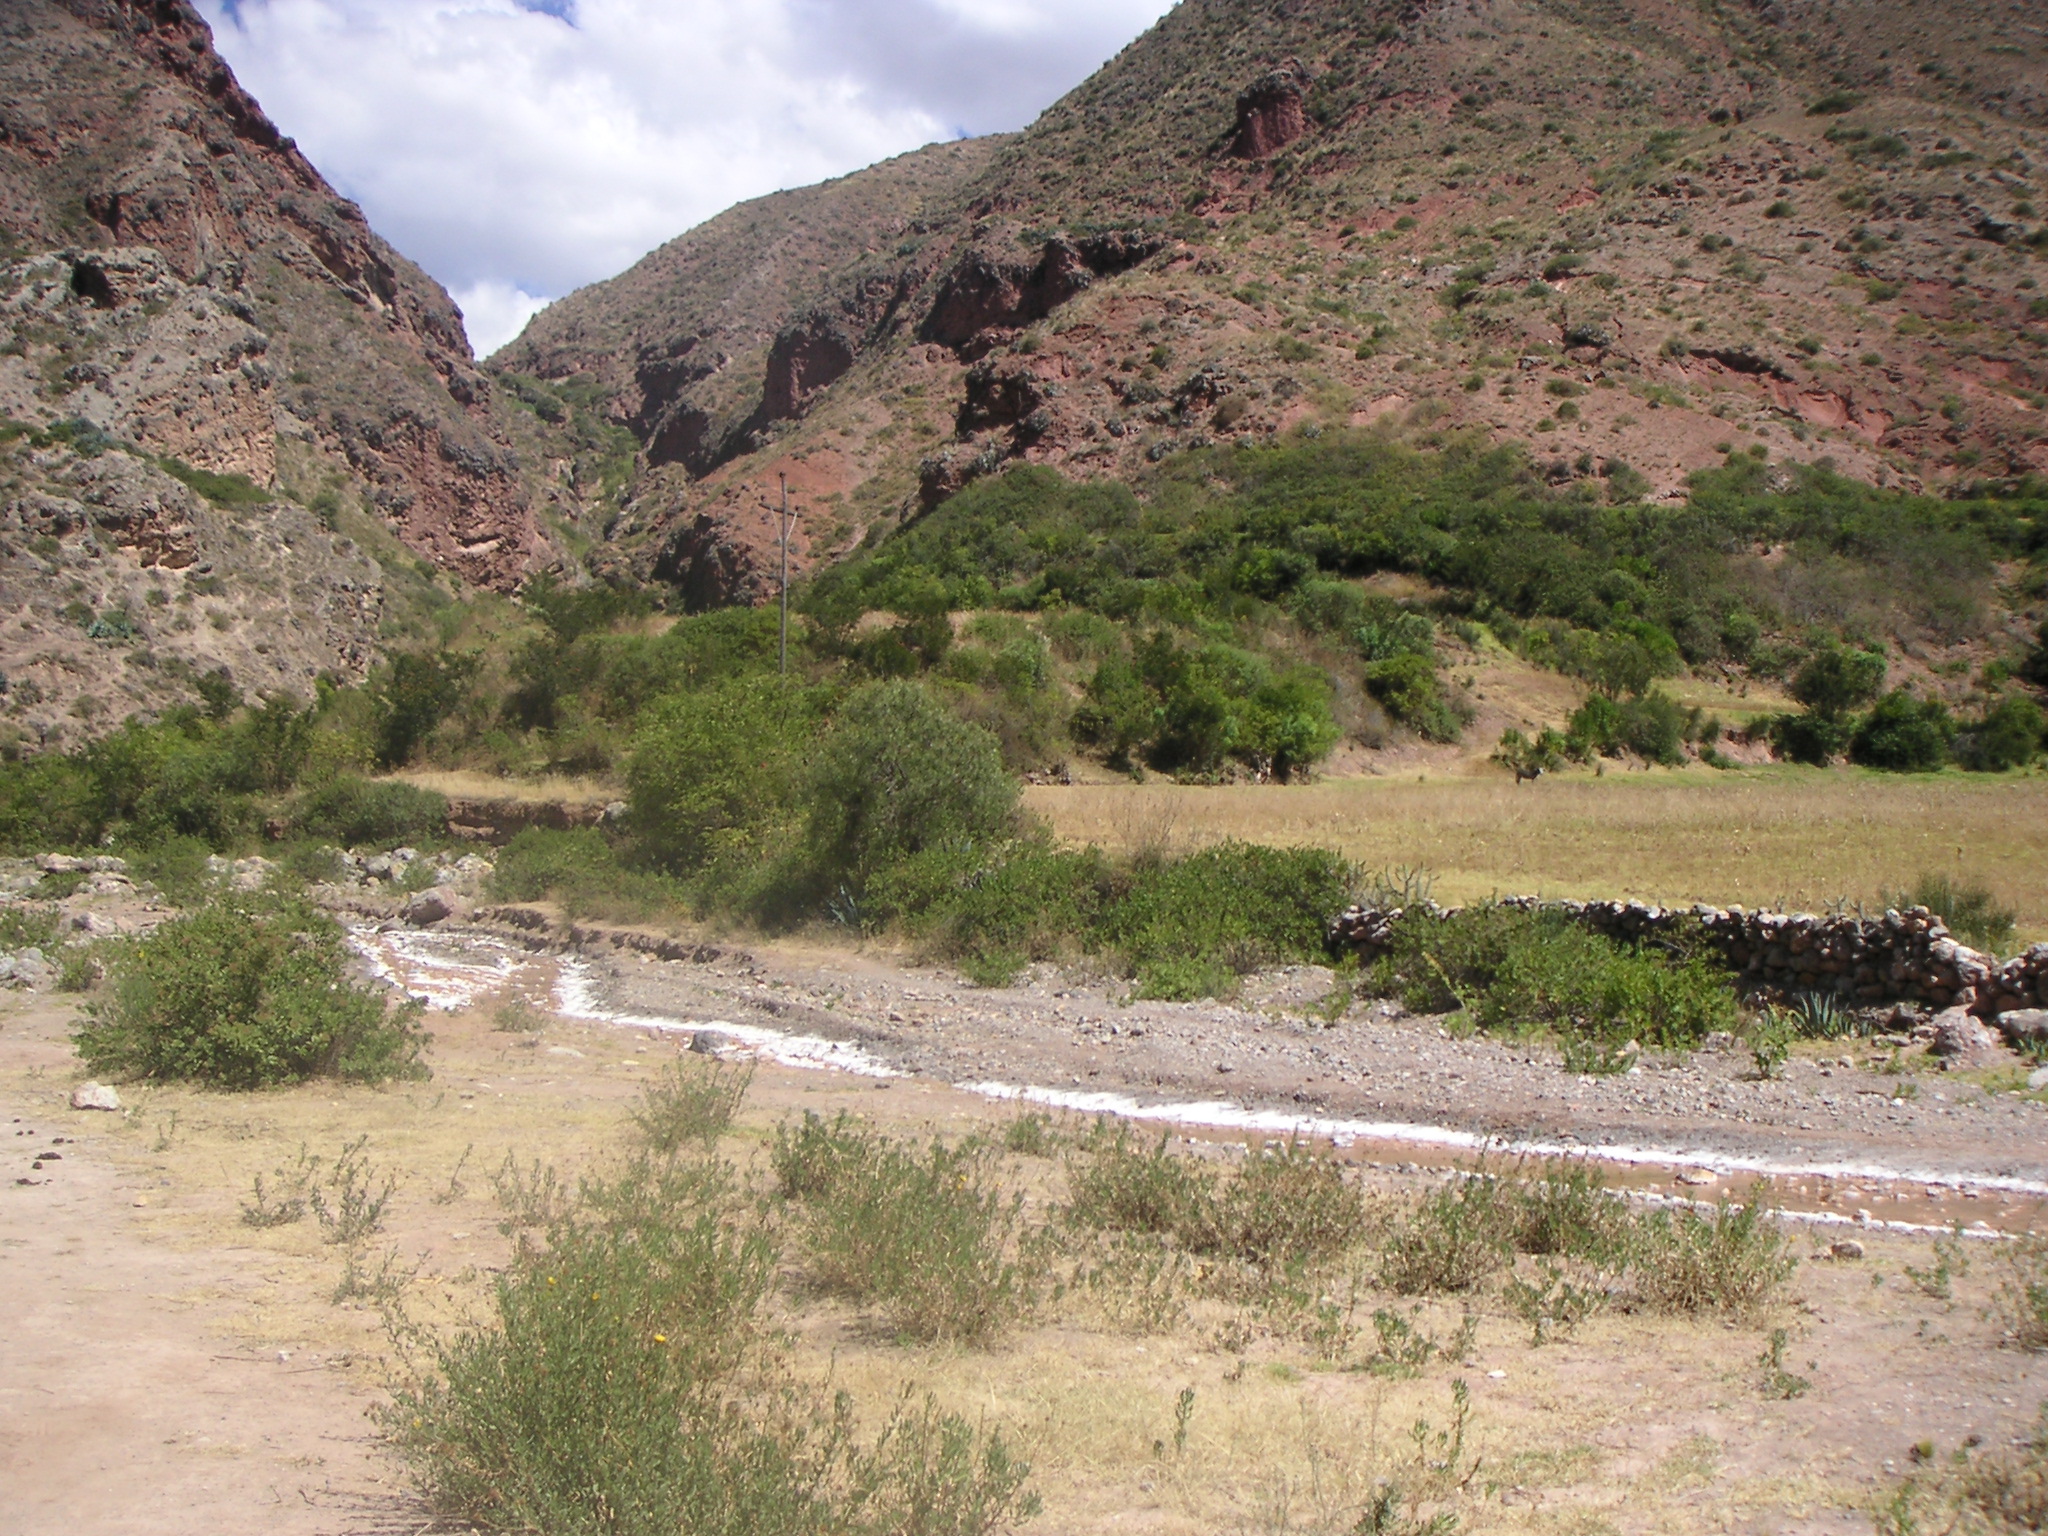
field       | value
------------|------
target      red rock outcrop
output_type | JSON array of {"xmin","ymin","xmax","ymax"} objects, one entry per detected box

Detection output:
[
  {"xmin": 1228, "ymin": 62, "xmax": 1312, "ymax": 159},
  {"xmin": 0, "ymin": 0, "xmax": 547, "ymax": 591}
]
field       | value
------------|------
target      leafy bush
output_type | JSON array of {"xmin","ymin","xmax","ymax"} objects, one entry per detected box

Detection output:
[
  {"xmin": 1365, "ymin": 905, "xmax": 1737, "ymax": 1047},
  {"xmin": 1955, "ymin": 694, "xmax": 2045, "ymax": 772},
  {"xmin": 73, "ymin": 896, "xmax": 425, "ymax": 1088},
  {"xmin": 629, "ymin": 677, "xmax": 820, "ymax": 873},
  {"xmin": 1065, "ymin": 1128, "xmax": 1366, "ymax": 1267},
  {"xmin": 485, "ymin": 828, "xmax": 679, "ymax": 922},
  {"xmin": 1065, "ymin": 1126, "xmax": 1215, "ymax": 1242},
  {"xmin": 1379, "ymin": 1176, "xmax": 1516, "ymax": 1294},
  {"xmin": 389, "ymin": 1155, "xmax": 1039, "ymax": 1535},
  {"xmin": 1097, "ymin": 840, "xmax": 1357, "ymax": 983},
  {"xmin": 800, "ymin": 681, "xmax": 1018, "ymax": 897},
  {"xmin": 918, "ymin": 843, "xmax": 1110, "ymax": 985},
  {"xmin": 1994, "ymin": 1237, "xmax": 2048, "ymax": 1351},
  {"xmin": 1210, "ymin": 1141, "xmax": 1370, "ymax": 1265},
  {"xmin": 1364, "ymin": 653, "xmax": 1465, "ymax": 743},
  {"xmin": 371, "ymin": 650, "xmax": 477, "ymax": 768},
  {"xmin": 630, "ymin": 1056, "xmax": 754, "ymax": 1155},
  {"xmin": 1851, "ymin": 689, "xmax": 1954, "ymax": 771},
  {"xmin": 1566, "ymin": 687, "xmax": 1690, "ymax": 764},
  {"xmin": 291, "ymin": 775, "xmax": 448, "ymax": 848},
  {"xmin": 1511, "ymin": 1161, "xmax": 1631, "ymax": 1262},
  {"xmin": 1769, "ymin": 708, "xmax": 1851, "ymax": 766},
  {"xmin": 782, "ymin": 1128, "xmax": 1031, "ymax": 1344},
  {"xmin": 1626, "ymin": 1198, "xmax": 1794, "ymax": 1314}
]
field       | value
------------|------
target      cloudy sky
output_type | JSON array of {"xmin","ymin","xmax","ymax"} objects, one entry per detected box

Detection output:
[{"xmin": 198, "ymin": 0, "xmax": 1177, "ymax": 356}]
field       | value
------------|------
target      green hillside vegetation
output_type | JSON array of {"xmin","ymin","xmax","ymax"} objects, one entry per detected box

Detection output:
[{"xmin": 0, "ymin": 433, "xmax": 2042, "ymax": 1003}]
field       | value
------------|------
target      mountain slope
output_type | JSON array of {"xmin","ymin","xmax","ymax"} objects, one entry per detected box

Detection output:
[
  {"xmin": 0, "ymin": 0, "xmax": 548, "ymax": 591},
  {"xmin": 503, "ymin": 0, "xmax": 2048, "ymax": 605}
]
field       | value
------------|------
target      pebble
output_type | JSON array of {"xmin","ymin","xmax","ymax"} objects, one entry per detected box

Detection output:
[
  {"xmin": 1830, "ymin": 1239, "xmax": 1865, "ymax": 1260},
  {"xmin": 69, "ymin": 1082, "xmax": 121, "ymax": 1111}
]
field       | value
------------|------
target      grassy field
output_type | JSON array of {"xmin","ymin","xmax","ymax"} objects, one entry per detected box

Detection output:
[{"xmin": 1026, "ymin": 766, "xmax": 2048, "ymax": 942}]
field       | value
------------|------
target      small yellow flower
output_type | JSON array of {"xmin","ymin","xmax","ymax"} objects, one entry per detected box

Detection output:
[{"xmin": 653, "ymin": 1333, "xmax": 668, "ymax": 1344}]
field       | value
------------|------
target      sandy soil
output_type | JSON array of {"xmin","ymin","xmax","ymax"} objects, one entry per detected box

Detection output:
[{"xmin": 11, "ymin": 911, "xmax": 2048, "ymax": 1535}]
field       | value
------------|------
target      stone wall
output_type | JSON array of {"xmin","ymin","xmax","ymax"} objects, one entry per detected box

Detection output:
[{"xmin": 1329, "ymin": 897, "xmax": 2048, "ymax": 1026}]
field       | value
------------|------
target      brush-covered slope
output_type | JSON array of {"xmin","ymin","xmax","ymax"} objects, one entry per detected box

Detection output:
[
  {"xmin": 0, "ymin": 0, "xmax": 549, "ymax": 593},
  {"xmin": 503, "ymin": 0, "xmax": 2048, "ymax": 606}
]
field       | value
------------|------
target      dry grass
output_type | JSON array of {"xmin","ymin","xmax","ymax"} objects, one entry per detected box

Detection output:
[
  {"xmin": 1026, "ymin": 768, "xmax": 2048, "ymax": 942},
  {"xmin": 384, "ymin": 768, "xmax": 621, "ymax": 806},
  {"xmin": 18, "ymin": 981, "xmax": 2048, "ymax": 1536}
]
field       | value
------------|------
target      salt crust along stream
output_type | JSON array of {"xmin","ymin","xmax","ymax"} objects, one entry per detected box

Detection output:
[{"xmin": 353, "ymin": 923, "xmax": 2048, "ymax": 1236}]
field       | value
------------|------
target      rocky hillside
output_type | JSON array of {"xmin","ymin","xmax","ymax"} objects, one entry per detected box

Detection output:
[
  {"xmin": 499, "ymin": 0, "xmax": 2048, "ymax": 605},
  {"xmin": 0, "ymin": 416, "xmax": 381, "ymax": 751},
  {"xmin": 0, "ymin": 0, "xmax": 549, "ymax": 597}
]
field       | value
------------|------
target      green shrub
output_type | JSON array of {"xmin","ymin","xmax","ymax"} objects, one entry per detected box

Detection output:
[
  {"xmin": 1379, "ymin": 1175, "xmax": 1516, "ymax": 1294},
  {"xmin": 920, "ymin": 843, "xmax": 1109, "ymax": 984},
  {"xmin": 1065, "ymin": 1126, "xmax": 1216, "ymax": 1243},
  {"xmin": 1956, "ymin": 695, "xmax": 2045, "ymax": 772},
  {"xmin": 1366, "ymin": 905, "xmax": 1736, "ymax": 1047},
  {"xmin": 1626, "ymin": 1198, "xmax": 1794, "ymax": 1314},
  {"xmin": 1566, "ymin": 688, "xmax": 1689, "ymax": 764},
  {"xmin": 1994, "ymin": 1236, "xmax": 2048, "ymax": 1350},
  {"xmin": 1066, "ymin": 1130, "xmax": 1366, "ymax": 1267},
  {"xmin": 1791, "ymin": 643, "xmax": 1887, "ymax": 717},
  {"xmin": 371, "ymin": 650, "xmax": 477, "ymax": 768},
  {"xmin": 1769, "ymin": 709, "xmax": 1851, "ymax": 765},
  {"xmin": 1211, "ymin": 1141, "xmax": 1370, "ymax": 1265},
  {"xmin": 1364, "ymin": 653, "xmax": 1465, "ymax": 743},
  {"xmin": 1511, "ymin": 1161, "xmax": 1630, "ymax": 1262},
  {"xmin": 784, "ymin": 1129, "xmax": 1031, "ymax": 1344},
  {"xmin": 73, "ymin": 896, "xmax": 425, "ymax": 1088},
  {"xmin": 630, "ymin": 1056, "xmax": 754, "ymax": 1155},
  {"xmin": 771, "ymin": 1111, "xmax": 875, "ymax": 1201},
  {"xmin": 389, "ymin": 1155, "xmax": 1040, "ymax": 1536},
  {"xmin": 800, "ymin": 681, "xmax": 1018, "ymax": 896},
  {"xmin": 1885, "ymin": 873, "xmax": 2018, "ymax": 954},
  {"xmin": 1099, "ymin": 840, "xmax": 1356, "ymax": 981},
  {"xmin": 629, "ymin": 677, "xmax": 821, "ymax": 873},
  {"xmin": 485, "ymin": 828, "xmax": 679, "ymax": 922},
  {"xmin": 1851, "ymin": 689, "xmax": 1954, "ymax": 771},
  {"xmin": 291, "ymin": 775, "xmax": 448, "ymax": 848}
]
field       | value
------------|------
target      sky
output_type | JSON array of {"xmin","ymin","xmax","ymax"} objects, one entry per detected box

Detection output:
[{"xmin": 197, "ymin": 0, "xmax": 1178, "ymax": 356}]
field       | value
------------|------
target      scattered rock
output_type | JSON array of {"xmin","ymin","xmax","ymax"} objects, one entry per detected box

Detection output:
[
  {"xmin": 688, "ymin": 1029, "xmax": 731, "ymax": 1055},
  {"xmin": 1830, "ymin": 1239, "xmax": 1865, "ymax": 1260},
  {"xmin": 2027, "ymin": 1067, "xmax": 2048, "ymax": 1091},
  {"xmin": 1675, "ymin": 1168, "xmax": 1719, "ymax": 1186},
  {"xmin": 69, "ymin": 1082, "xmax": 121, "ymax": 1111},
  {"xmin": 1930, "ymin": 1007, "xmax": 2005, "ymax": 1061},
  {"xmin": 402, "ymin": 888, "xmax": 455, "ymax": 927},
  {"xmin": 545, "ymin": 1046, "xmax": 583, "ymax": 1058},
  {"xmin": 1996, "ymin": 1009, "xmax": 2048, "ymax": 1045}
]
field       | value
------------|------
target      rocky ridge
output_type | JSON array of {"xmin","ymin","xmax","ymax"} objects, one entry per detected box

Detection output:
[
  {"xmin": 0, "ymin": 0, "xmax": 551, "ymax": 620},
  {"xmin": 0, "ymin": 425, "xmax": 381, "ymax": 748},
  {"xmin": 501, "ymin": 0, "xmax": 2048, "ymax": 606}
]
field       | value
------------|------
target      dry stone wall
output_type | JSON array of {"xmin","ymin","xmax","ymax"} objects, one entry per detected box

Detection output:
[{"xmin": 1329, "ymin": 898, "xmax": 2048, "ymax": 1029}]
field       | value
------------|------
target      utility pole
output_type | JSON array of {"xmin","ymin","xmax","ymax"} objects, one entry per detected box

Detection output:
[{"xmin": 777, "ymin": 474, "xmax": 794, "ymax": 675}]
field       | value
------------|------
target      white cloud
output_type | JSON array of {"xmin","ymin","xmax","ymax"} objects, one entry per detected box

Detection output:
[
  {"xmin": 452, "ymin": 279, "xmax": 553, "ymax": 358},
  {"xmin": 197, "ymin": 0, "xmax": 1175, "ymax": 357}
]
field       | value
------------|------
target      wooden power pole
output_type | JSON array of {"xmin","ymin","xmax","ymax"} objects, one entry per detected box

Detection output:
[{"xmin": 777, "ymin": 475, "xmax": 794, "ymax": 674}]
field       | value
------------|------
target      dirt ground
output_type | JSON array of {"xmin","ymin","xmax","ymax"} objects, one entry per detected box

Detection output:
[{"xmin": 10, "ymin": 918, "xmax": 2048, "ymax": 1536}]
